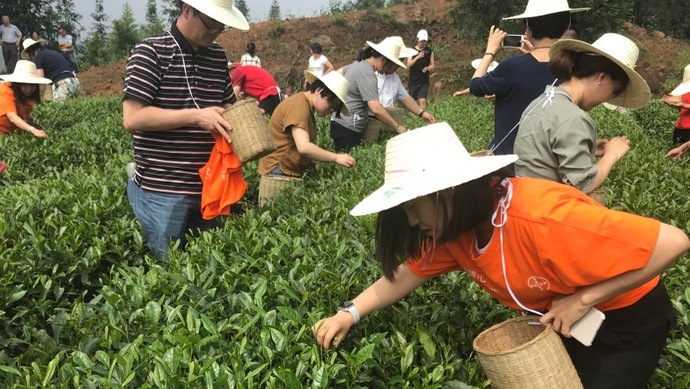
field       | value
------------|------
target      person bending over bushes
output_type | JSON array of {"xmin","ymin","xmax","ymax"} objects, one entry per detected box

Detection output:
[
  {"xmin": 0, "ymin": 60, "xmax": 50, "ymax": 138},
  {"xmin": 313, "ymin": 122, "xmax": 689, "ymax": 389}
]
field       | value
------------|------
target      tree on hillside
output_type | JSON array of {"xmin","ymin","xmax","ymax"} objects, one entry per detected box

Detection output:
[
  {"xmin": 329, "ymin": 0, "xmax": 386, "ymax": 13},
  {"xmin": 81, "ymin": 0, "xmax": 112, "ymax": 69},
  {"xmin": 142, "ymin": 0, "xmax": 165, "ymax": 36},
  {"xmin": 53, "ymin": 0, "xmax": 82, "ymax": 36},
  {"xmin": 236, "ymin": 0, "xmax": 250, "ymax": 21},
  {"xmin": 161, "ymin": 0, "xmax": 181, "ymax": 26},
  {"xmin": 269, "ymin": 0, "xmax": 281, "ymax": 20},
  {"xmin": 110, "ymin": 3, "xmax": 142, "ymax": 60}
]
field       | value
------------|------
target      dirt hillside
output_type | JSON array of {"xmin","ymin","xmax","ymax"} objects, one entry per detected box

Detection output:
[{"xmin": 79, "ymin": 0, "xmax": 690, "ymax": 97}]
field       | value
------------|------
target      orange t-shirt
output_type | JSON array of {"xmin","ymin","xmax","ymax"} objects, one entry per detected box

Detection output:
[
  {"xmin": 407, "ymin": 177, "xmax": 661, "ymax": 313},
  {"xmin": 0, "ymin": 82, "xmax": 33, "ymax": 135}
]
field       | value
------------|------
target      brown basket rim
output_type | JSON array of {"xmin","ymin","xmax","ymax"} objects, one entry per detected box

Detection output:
[{"xmin": 473, "ymin": 316, "xmax": 552, "ymax": 356}]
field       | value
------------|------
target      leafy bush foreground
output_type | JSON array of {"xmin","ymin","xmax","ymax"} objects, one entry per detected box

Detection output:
[{"xmin": 0, "ymin": 96, "xmax": 688, "ymax": 388}]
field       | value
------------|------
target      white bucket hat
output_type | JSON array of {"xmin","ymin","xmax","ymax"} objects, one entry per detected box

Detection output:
[
  {"xmin": 550, "ymin": 33, "xmax": 651, "ymax": 109},
  {"xmin": 20, "ymin": 38, "xmax": 42, "ymax": 60},
  {"xmin": 387, "ymin": 36, "xmax": 418, "ymax": 58},
  {"xmin": 350, "ymin": 122, "xmax": 518, "ymax": 216},
  {"xmin": 503, "ymin": 0, "xmax": 589, "ymax": 20},
  {"xmin": 183, "ymin": 0, "xmax": 249, "ymax": 31},
  {"xmin": 304, "ymin": 70, "xmax": 352, "ymax": 116},
  {"xmin": 471, "ymin": 58, "xmax": 499, "ymax": 72},
  {"xmin": 366, "ymin": 37, "xmax": 409, "ymax": 69},
  {"xmin": 0, "ymin": 60, "xmax": 52, "ymax": 84},
  {"xmin": 670, "ymin": 64, "xmax": 690, "ymax": 96},
  {"xmin": 417, "ymin": 29, "xmax": 429, "ymax": 41}
]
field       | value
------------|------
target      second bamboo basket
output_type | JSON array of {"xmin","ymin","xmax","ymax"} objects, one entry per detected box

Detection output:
[{"xmin": 221, "ymin": 99, "xmax": 275, "ymax": 162}]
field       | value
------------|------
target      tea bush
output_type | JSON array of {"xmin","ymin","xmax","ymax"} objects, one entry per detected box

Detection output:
[{"xmin": 0, "ymin": 95, "xmax": 687, "ymax": 387}]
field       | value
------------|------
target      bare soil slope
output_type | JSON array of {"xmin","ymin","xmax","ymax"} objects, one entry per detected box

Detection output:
[{"xmin": 79, "ymin": 0, "xmax": 690, "ymax": 97}]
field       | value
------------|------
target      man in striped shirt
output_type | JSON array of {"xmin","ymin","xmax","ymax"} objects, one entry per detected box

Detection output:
[{"xmin": 123, "ymin": 0, "xmax": 249, "ymax": 258}]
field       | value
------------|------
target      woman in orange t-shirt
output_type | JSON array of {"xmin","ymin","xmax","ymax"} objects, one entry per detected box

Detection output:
[
  {"xmin": 312, "ymin": 123, "xmax": 690, "ymax": 389},
  {"xmin": 0, "ymin": 60, "xmax": 51, "ymax": 137}
]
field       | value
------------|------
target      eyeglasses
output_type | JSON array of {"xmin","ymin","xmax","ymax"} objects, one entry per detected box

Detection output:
[{"xmin": 198, "ymin": 13, "xmax": 230, "ymax": 33}]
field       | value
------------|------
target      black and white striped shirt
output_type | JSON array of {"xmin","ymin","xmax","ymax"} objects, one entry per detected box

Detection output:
[{"xmin": 123, "ymin": 23, "xmax": 235, "ymax": 195}]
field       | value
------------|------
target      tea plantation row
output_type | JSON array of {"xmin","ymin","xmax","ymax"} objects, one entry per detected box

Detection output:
[{"xmin": 0, "ymin": 96, "xmax": 688, "ymax": 387}]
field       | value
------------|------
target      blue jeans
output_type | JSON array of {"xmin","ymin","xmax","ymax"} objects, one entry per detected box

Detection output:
[{"xmin": 127, "ymin": 179, "xmax": 222, "ymax": 258}]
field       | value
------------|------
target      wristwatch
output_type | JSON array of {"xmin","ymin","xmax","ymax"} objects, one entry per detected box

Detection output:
[{"xmin": 337, "ymin": 301, "xmax": 360, "ymax": 324}]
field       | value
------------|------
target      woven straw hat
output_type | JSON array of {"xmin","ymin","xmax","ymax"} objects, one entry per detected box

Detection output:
[
  {"xmin": 504, "ymin": 0, "xmax": 589, "ymax": 20},
  {"xmin": 0, "ymin": 60, "xmax": 51, "ymax": 84},
  {"xmin": 20, "ymin": 38, "xmax": 42, "ymax": 60},
  {"xmin": 670, "ymin": 64, "xmax": 690, "ymax": 96},
  {"xmin": 183, "ymin": 0, "xmax": 249, "ymax": 31},
  {"xmin": 550, "ymin": 33, "xmax": 651, "ymax": 109},
  {"xmin": 387, "ymin": 36, "xmax": 418, "ymax": 58},
  {"xmin": 350, "ymin": 122, "xmax": 517, "ymax": 216},
  {"xmin": 471, "ymin": 58, "xmax": 499, "ymax": 72},
  {"xmin": 366, "ymin": 37, "xmax": 410, "ymax": 69},
  {"xmin": 304, "ymin": 70, "xmax": 351, "ymax": 116}
]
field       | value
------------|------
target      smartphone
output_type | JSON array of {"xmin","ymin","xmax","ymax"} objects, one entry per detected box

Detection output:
[
  {"xmin": 502, "ymin": 34, "xmax": 524, "ymax": 49},
  {"xmin": 570, "ymin": 308, "xmax": 606, "ymax": 347}
]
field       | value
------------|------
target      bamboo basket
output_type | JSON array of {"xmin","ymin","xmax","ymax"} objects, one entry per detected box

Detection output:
[
  {"xmin": 589, "ymin": 188, "xmax": 606, "ymax": 206},
  {"xmin": 363, "ymin": 108, "xmax": 407, "ymax": 145},
  {"xmin": 473, "ymin": 316, "xmax": 583, "ymax": 389},
  {"xmin": 259, "ymin": 174, "xmax": 303, "ymax": 206},
  {"xmin": 362, "ymin": 118, "xmax": 383, "ymax": 145},
  {"xmin": 221, "ymin": 99, "xmax": 275, "ymax": 162}
]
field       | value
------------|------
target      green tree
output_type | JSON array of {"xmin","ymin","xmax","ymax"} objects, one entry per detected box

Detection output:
[
  {"xmin": 81, "ymin": 0, "xmax": 112, "ymax": 69},
  {"xmin": 142, "ymin": 0, "xmax": 165, "ymax": 36},
  {"xmin": 236, "ymin": 0, "xmax": 250, "ymax": 21},
  {"xmin": 53, "ymin": 0, "xmax": 82, "ymax": 36},
  {"xmin": 110, "ymin": 3, "xmax": 142, "ymax": 60},
  {"xmin": 269, "ymin": 0, "xmax": 281, "ymax": 20},
  {"xmin": 161, "ymin": 0, "xmax": 181, "ymax": 26}
]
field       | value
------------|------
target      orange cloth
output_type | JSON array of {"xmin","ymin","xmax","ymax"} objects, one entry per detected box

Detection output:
[
  {"xmin": 675, "ymin": 92, "xmax": 690, "ymax": 129},
  {"xmin": 407, "ymin": 177, "xmax": 661, "ymax": 313},
  {"xmin": 198, "ymin": 134, "xmax": 248, "ymax": 220},
  {"xmin": 0, "ymin": 82, "xmax": 34, "ymax": 135}
]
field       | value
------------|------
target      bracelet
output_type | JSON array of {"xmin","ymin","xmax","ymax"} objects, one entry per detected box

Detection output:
[
  {"xmin": 418, "ymin": 110, "xmax": 425, "ymax": 118},
  {"xmin": 484, "ymin": 52, "xmax": 495, "ymax": 59}
]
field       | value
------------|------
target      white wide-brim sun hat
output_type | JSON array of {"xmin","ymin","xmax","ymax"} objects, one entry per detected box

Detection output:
[
  {"xmin": 503, "ymin": 0, "xmax": 589, "ymax": 20},
  {"xmin": 350, "ymin": 122, "xmax": 518, "ymax": 216},
  {"xmin": 183, "ymin": 0, "xmax": 249, "ymax": 31},
  {"xmin": 20, "ymin": 38, "xmax": 42, "ymax": 60},
  {"xmin": 387, "ymin": 36, "xmax": 418, "ymax": 58},
  {"xmin": 304, "ymin": 70, "xmax": 352, "ymax": 116},
  {"xmin": 0, "ymin": 60, "xmax": 52, "ymax": 84},
  {"xmin": 366, "ymin": 37, "xmax": 409, "ymax": 69},
  {"xmin": 471, "ymin": 58, "xmax": 498, "ymax": 72},
  {"xmin": 550, "ymin": 33, "xmax": 651, "ymax": 109},
  {"xmin": 670, "ymin": 64, "xmax": 690, "ymax": 96}
]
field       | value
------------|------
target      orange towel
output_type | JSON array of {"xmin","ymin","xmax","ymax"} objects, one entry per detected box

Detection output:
[{"xmin": 199, "ymin": 134, "xmax": 248, "ymax": 220}]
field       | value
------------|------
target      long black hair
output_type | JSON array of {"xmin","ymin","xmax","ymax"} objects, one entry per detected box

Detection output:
[
  {"xmin": 246, "ymin": 42, "xmax": 256, "ymax": 56},
  {"xmin": 375, "ymin": 168, "xmax": 512, "ymax": 280},
  {"xmin": 10, "ymin": 82, "xmax": 41, "ymax": 111}
]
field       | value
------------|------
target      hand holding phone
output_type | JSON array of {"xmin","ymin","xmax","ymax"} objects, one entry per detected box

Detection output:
[
  {"xmin": 569, "ymin": 308, "xmax": 605, "ymax": 347},
  {"xmin": 502, "ymin": 34, "xmax": 524, "ymax": 49}
]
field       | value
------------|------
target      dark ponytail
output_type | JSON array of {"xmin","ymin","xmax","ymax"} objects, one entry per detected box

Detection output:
[
  {"xmin": 246, "ymin": 42, "xmax": 256, "ymax": 56},
  {"xmin": 550, "ymin": 49, "xmax": 629, "ymax": 90}
]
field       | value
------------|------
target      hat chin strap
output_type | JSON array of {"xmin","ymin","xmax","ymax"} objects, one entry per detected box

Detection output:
[{"xmin": 491, "ymin": 179, "xmax": 545, "ymax": 317}]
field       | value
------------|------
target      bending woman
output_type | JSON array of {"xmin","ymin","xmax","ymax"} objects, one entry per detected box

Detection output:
[
  {"xmin": 0, "ymin": 60, "xmax": 50, "ymax": 137},
  {"xmin": 514, "ymin": 34, "xmax": 651, "ymax": 195},
  {"xmin": 312, "ymin": 122, "xmax": 688, "ymax": 389}
]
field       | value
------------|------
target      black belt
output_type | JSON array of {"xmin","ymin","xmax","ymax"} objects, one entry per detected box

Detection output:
[{"xmin": 2, "ymin": 42, "xmax": 16, "ymax": 45}]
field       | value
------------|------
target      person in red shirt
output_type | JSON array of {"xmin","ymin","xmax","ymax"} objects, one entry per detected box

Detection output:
[
  {"xmin": 229, "ymin": 64, "xmax": 281, "ymax": 116},
  {"xmin": 0, "ymin": 60, "xmax": 50, "ymax": 137},
  {"xmin": 311, "ymin": 122, "xmax": 690, "ymax": 389},
  {"xmin": 663, "ymin": 64, "xmax": 690, "ymax": 146}
]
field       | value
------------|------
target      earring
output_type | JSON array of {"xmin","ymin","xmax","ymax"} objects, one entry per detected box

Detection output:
[{"xmin": 598, "ymin": 81, "xmax": 602, "ymax": 85}]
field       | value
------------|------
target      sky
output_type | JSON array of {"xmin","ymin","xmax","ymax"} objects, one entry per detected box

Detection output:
[{"xmin": 73, "ymin": 0, "xmax": 331, "ymax": 35}]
